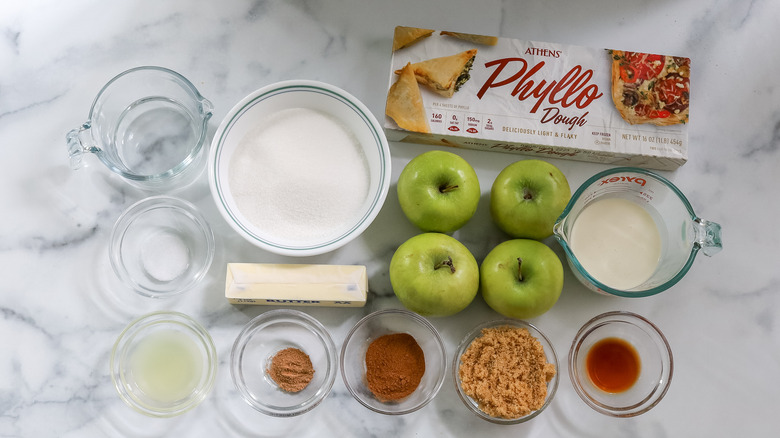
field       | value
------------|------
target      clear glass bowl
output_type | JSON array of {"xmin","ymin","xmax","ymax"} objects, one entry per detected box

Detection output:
[
  {"xmin": 340, "ymin": 309, "xmax": 446, "ymax": 415},
  {"xmin": 109, "ymin": 196, "xmax": 215, "ymax": 298},
  {"xmin": 230, "ymin": 309, "xmax": 337, "ymax": 417},
  {"xmin": 453, "ymin": 319, "xmax": 559, "ymax": 424},
  {"xmin": 110, "ymin": 311, "xmax": 217, "ymax": 417},
  {"xmin": 208, "ymin": 80, "xmax": 391, "ymax": 256},
  {"xmin": 568, "ymin": 311, "xmax": 673, "ymax": 417}
]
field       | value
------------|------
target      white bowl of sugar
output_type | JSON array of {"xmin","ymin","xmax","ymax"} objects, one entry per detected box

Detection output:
[{"xmin": 208, "ymin": 80, "xmax": 391, "ymax": 256}]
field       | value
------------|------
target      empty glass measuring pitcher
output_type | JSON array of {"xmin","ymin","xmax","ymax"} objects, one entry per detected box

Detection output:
[
  {"xmin": 553, "ymin": 167, "xmax": 722, "ymax": 297},
  {"xmin": 66, "ymin": 66, "xmax": 213, "ymax": 190}
]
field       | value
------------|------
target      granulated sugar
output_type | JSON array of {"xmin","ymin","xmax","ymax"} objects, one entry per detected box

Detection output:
[{"xmin": 228, "ymin": 108, "xmax": 370, "ymax": 243}]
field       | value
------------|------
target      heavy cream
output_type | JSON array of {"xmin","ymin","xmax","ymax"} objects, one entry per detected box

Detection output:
[{"xmin": 569, "ymin": 197, "xmax": 661, "ymax": 290}]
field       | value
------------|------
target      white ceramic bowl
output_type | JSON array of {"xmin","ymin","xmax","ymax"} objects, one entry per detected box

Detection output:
[{"xmin": 208, "ymin": 80, "xmax": 391, "ymax": 256}]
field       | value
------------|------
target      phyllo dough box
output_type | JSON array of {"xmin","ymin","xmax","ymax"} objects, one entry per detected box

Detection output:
[{"xmin": 384, "ymin": 26, "xmax": 690, "ymax": 170}]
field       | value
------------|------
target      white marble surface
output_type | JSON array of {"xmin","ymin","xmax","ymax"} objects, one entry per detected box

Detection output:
[{"xmin": 1, "ymin": 0, "xmax": 778, "ymax": 436}]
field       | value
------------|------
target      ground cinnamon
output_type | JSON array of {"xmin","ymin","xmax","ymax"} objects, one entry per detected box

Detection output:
[
  {"xmin": 267, "ymin": 347, "xmax": 315, "ymax": 393},
  {"xmin": 365, "ymin": 333, "xmax": 425, "ymax": 401}
]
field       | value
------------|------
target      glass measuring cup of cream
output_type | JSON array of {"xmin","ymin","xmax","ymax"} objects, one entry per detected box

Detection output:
[
  {"xmin": 553, "ymin": 167, "xmax": 722, "ymax": 297},
  {"xmin": 66, "ymin": 66, "xmax": 213, "ymax": 191}
]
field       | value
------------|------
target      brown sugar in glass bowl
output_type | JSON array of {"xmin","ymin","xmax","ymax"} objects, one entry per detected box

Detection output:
[{"xmin": 454, "ymin": 319, "xmax": 559, "ymax": 424}]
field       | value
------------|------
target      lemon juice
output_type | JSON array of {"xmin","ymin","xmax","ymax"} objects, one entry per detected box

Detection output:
[{"xmin": 129, "ymin": 329, "xmax": 203, "ymax": 404}]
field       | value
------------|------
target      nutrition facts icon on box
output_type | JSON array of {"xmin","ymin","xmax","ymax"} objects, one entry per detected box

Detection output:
[
  {"xmin": 465, "ymin": 115, "xmax": 481, "ymax": 134},
  {"xmin": 446, "ymin": 112, "xmax": 463, "ymax": 132},
  {"xmin": 483, "ymin": 117, "xmax": 494, "ymax": 132},
  {"xmin": 429, "ymin": 110, "xmax": 445, "ymax": 127}
]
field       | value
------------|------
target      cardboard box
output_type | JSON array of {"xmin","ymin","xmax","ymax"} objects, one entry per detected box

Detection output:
[{"xmin": 384, "ymin": 27, "xmax": 690, "ymax": 170}]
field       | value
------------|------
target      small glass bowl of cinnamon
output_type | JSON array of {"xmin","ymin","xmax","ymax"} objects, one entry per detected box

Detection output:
[
  {"xmin": 340, "ymin": 308, "xmax": 446, "ymax": 415},
  {"xmin": 453, "ymin": 319, "xmax": 559, "ymax": 424},
  {"xmin": 568, "ymin": 311, "xmax": 673, "ymax": 417},
  {"xmin": 230, "ymin": 309, "xmax": 338, "ymax": 417}
]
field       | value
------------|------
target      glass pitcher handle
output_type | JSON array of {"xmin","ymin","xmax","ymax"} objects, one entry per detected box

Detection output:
[
  {"xmin": 65, "ymin": 122, "xmax": 93, "ymax": 170},
  {"xmin": 694, "ymin": 218, "xmax": 722, "ymax": 257}
]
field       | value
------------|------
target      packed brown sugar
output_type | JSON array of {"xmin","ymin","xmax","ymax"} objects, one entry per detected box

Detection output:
[{"xmin": 458, "ymin": 325, "xmax": 556, "ymax": 418}]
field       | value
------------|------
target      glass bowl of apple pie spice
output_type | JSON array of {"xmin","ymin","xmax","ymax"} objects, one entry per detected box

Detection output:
[
  {"xmin": 340, "ymin": 309, "xmax": 446, "ymax": 415},
  {"xmin": 230, "ymin": 309, "xmax": 338, "ymax": 417},
  {"xmin": 568, "ymin": 311, "xmax": 673, "ymax": 417},
  {"xmin": 454, "ymin": 319, "xmax": 559, "ymax": 424},
  {"xmin": 208, "ymin": 80, "xmax": 391, "ymax": 256}
]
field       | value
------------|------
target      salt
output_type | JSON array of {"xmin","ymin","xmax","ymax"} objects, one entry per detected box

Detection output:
[
  {"xmin": 141, "ymin": 231, "xmax": 191, "ymax": 282},
  {"xmin": 228, "ymin": 108, "xmax": 370, "ymax": 243}
]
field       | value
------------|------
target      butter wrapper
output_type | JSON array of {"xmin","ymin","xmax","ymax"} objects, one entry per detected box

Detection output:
[
  {"xmin": 385, "ymin": 26, "xmax": 690, "ymax": 170},
  {"xmin": 225, "ymin": 263, "xmax": 367, "ymax": 307}
]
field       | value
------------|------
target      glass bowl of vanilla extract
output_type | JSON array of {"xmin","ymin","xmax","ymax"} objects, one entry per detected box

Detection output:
[{"xmin": 568, "ymin": 311, "xmax": 673, "ymax": 417}]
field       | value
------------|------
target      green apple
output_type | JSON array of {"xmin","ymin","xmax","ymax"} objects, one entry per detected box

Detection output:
[
  {"xmin": 390, "ymin": 232, "xmax": 479, "ymax": 317},
  {"xmin": 490, "ymin": 160, "xmax": 571, "ymax": 240},
  {"xmin": 480, "ymin": 239, "xmax": 564, "ymax": 319},
  {"xmin": 397, "ymin": 150, "xmax": 480, "ymax": 233}
]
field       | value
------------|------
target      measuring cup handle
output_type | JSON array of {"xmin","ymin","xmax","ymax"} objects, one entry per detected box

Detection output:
[
  {"xmin": 694, "ymin": 218, "xmax": 722, "ymax": 257},
  {"xmin": 65, "ymin": 123, "xmax": 93, "ymax": 170}
]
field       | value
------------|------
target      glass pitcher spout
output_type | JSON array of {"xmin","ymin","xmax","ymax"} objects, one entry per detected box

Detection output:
[
  {"xmin": 552, "ymin": 217, "xmax": 568, "ymax": 243},
  {"xmin": 65, "ymin": 122, "xmax": 97, "ymax": 170},
  {"xmin": 694, "ymin": 218, "xmax": 722, "ymax": 257},
  {"xmin": 200, "ymin": 97, "xmax": 214, "ymax": 117}
]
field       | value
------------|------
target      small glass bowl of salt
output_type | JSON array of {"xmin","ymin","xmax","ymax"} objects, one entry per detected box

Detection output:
[{"xmin": 109, "ymin": 195, "xmax": 215, "ymax": 298}]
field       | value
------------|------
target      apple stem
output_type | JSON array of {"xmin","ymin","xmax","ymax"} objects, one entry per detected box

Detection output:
[
  {"xmin": 517, "ymin": 258, "xmax": 524, "ymax": 282},
  {"xmin": 523, "ymin": 188, "xmax": 534, "ymax": 200},
  {"xmin": 439, "ymin": 184, "xmax": 459, "ymax": 193},
  {"xmin": 434, "ymin": 256, "xmax": 456, "ymax": 274}
]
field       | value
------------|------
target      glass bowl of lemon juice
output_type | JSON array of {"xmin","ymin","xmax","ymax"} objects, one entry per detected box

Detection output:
[{"xmin": 110, "ymin": 311, "xmax": 217, "ymax": 417}]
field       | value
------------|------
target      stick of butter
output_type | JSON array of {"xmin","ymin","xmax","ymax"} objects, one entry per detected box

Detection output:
[{"xmin": 225, "ymin": 263, "xmax": 368, "ymax": 307}]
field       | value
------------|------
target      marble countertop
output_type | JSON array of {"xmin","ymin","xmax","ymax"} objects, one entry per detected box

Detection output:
[{"xmin": 2, "ymin": 0, "xmax": 778, "ymax": 436}]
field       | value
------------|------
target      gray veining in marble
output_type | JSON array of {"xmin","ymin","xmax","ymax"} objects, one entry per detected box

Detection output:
[{"xmin": 1, "ymin": 0, "xmax": 778, "ymax": 436}]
